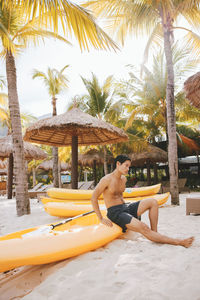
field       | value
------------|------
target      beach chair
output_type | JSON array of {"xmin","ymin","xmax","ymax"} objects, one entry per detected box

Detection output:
[
  {"xmin": 28, "ymin": 182, "xmax": 43, "ymax": 193},
  {"xmin": 79, "ymin": 181, "xmax": 94, "ymax": 190},
  {"xmin": 29, "ymin": 184, "xmax": 53, "ymax": 199},
  {"xmin": 78, "ymin": 181, "xmax": 85, "ymax": 189}
]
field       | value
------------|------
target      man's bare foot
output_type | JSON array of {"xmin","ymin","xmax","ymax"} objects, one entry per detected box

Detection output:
[{"xmin": 179, "ymin": 237, "xmax": 194, "ymax": 248}]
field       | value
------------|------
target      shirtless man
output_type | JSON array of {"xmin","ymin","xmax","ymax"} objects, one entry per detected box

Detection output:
[{"xmin": 91, "ymin": 155, "xmax": 194, "ymax": 248}]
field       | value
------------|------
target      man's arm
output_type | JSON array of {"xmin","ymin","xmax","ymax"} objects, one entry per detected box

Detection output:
[{"xmin": 91, "ymin": 177, "xmax": 113, "ymax": 227}]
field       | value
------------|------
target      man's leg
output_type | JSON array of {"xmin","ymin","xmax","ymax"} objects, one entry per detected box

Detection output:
[
  {"xmin": 126, "ymin": 217, "xmax": 194, "ymax": 248},
  {"xmin": 137, "ymin": 198, "xmax": 158, "ymax": 232}
]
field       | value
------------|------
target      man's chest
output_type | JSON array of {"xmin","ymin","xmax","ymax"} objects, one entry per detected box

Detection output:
[{"xmin": 108, "ymin": 179, "xmax": 126, "ymax": 194}]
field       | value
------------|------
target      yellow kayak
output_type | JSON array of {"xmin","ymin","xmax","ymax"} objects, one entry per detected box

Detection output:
[
  {"xmin": 41, "ymin": 197, "xmax": 105, "ymax": 205},
  {"xmin": 43, "ymin": 193, "xmax": 170, "ymax": 218},
  {"xmin": 47, "ymin": 184, "xmax": 161, "ymax": 200},
  {"xmin": 41, "ymin": 192, "xmax": 169, "ymax": 206},
  {"xmin": 0, "ymin": 211, "xmax": 122, "ymax": 273}
]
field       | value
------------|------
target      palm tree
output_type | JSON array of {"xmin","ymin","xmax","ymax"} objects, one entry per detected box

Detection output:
[
  {"xmin": 32, "ymin": 65, "xmax": 69, "ymax": 187},
  {"xmin": 121, "ymin": 45, "xmax": 200, "ymax": 185},
  {"xmin": 124, "ymin": 45, "xmax": 200, "ymax": 140},
  {"xmin": 0, "ymin": 3, "xmax": 72, "ymax": 215},
  {"xmin": 0, "ymin": 93, "xmax": 37, "ymax": 198},
  {"xmin": 5, "ymin": 0, "xmax": 118, "ymax": 51},
  {"xmin": 1, "ymin": 2, "xmax": 117, "ymax": 216},
  {"xmin": 84, "ymin": 0, "xmax": 200, "ymax": 204},
  {"xmin": 71, "ymin": 73, "xmax": 123, "ymax": 174}
]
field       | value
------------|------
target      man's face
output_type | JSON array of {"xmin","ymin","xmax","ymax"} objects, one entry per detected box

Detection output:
[{"xmin": 117, "ymin": 160, "xmax": 131, "ymax": 175}]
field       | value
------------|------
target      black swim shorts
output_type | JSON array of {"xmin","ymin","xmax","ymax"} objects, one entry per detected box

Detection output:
[{"xmin": 107, "ymin": 201, "xmax": 141, "ymax": 233}]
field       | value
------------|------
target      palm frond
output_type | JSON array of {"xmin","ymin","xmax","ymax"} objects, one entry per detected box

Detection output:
[{"xmin": 180, "ymin": 30, "xmax": 200, "ymax": 59}]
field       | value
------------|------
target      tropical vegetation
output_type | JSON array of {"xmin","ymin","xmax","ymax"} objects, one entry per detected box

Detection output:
[
  {"xmin": 84, "ymin": 0, "xmax": 200, "ymax": 204},
  {"xmin": 32, "ymin": 65, "xmax": 69, "ymax": 187},
  {"xmin": 1, "ymin": 1, "xmax": 200, "ymax": 213},
  {"xmin": 0, "ymin": 1, "xmax": 118, "ymax": 216},
  {"xmin": 68, "ymin": 73, "xmax": 124, "ymax": 174}
]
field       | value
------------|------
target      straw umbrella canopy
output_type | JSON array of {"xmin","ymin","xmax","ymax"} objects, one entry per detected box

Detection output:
[
  {"xmin": 78, "ymin": 148, "xmax": 114, "ymax": 186},
  {"xmin": 129, "ymin": 144, "xmax": 168, "ymax": 185},
  {"xmin": 24, "ymin": 107, "xmax": 128, "ymax": 188},
  {"xmin": 37, "ymin": 159, "xmax": 69, "ymax": 171},
  {"xmin": 130, "ymin": 144, "xmax": 168, "ymax": 166},
  {"xmin": 0, "ymin": 135, "xmax": 47, "ymax": 198},
  {"xmin": 0, "ymin": 135, "xmax": 47, "ymax": 160},
  {"xmin": 184, "ymin": 72, "xmax": 200, "ymax": 109},
  {"xmin": 78, "ymin": 148, "xmax": 114, "ymax": 167}
]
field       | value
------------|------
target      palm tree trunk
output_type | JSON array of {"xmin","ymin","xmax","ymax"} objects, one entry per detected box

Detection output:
[
  {"xmin": 161, "ymin": 12, "xmax": 179, "ymax": 205},
  {"xmin": 103, "ymin": 146, "xmax": 108, "ymax": 175},
  {"xmin": 52, "ymin": 96, "xmax": 59, "ymax": 187},
  {"xmin": 7, "ymin": 153, "xmax": 13, "ymax": 199},
  {"xmin": 6, "ymin": 50, "xmax": 30, "ymax": 215}
]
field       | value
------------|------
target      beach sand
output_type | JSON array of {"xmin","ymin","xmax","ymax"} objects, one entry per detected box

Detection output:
[{"xmin": 0, "ymin": 193, "xmax": 200, "ymax": 300}]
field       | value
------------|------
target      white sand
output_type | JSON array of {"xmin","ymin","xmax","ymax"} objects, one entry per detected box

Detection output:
[{"xmin": 0, "ymin": 193, "xmax": 200, "ymax": 300}]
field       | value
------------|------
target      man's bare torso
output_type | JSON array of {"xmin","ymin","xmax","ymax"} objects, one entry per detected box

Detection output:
[{"xmin": 102, "ymin": 173, "xmax": 126, "ymax": 208}]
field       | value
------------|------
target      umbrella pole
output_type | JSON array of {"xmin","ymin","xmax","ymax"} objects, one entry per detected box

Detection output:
[{"xmin": 71, "ymin": 136, "xmax": 78, "ymax": 189}]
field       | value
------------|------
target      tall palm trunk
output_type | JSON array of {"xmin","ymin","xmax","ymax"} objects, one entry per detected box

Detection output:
[
  {"xmin": 7, "ymin": 153, "xmax": 13, "ymax": 199},
  {"xmin": 103, "ymin": 145, "xmax": 108, "ymax": 175},
  {"xmin": 161, "ymin": 11, "xmax": 179, "ymax": 205},
  {"xmin": 6, "ymin": 50, "xmax": 30, "ymax": 215},
  {"xmin": 52, "ymin": 96, "xmax": 59, "ymax": 187}
]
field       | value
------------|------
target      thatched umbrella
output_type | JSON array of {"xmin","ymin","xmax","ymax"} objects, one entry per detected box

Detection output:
[
  {"xmin": 0, "ymin": 135, "xmax": 47, "ymax": 198},
  {"xmin": 0, "ymin": 135, "xmax": 47, "ymax": 160},
  {"xmin": 129, "ymin": 144, "xmax": 168, "ymax": 185},
  {"xmin": 24, "ymin": 107, "xmax": 128, "ymax": 189},
  {"xmin": 37, "ymin": 159, "xmax": 69, "ymax": 171},
  {"xmin": 78, "ymin": 148, "xmax": 114, "ymax": 186},
  {"xmin": 184, "ymin": 72, "xmax": 200, "ymax": 109}
]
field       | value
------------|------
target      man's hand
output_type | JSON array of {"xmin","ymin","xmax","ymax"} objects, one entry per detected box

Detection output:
[{"xmin": 100, "ymin": 218, "xmax": 113, "ymax": 227}]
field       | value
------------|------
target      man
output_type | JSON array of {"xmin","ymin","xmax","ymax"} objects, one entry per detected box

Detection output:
[{"xmin": 91, "ymin": 155, "xmax": 194, "ymax": 248}]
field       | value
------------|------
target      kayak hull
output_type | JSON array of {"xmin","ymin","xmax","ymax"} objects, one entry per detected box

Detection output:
[
  {"xmin": 47, "ymin": 184, "xmax": 161, "ymax": 200},
  {"xmin": 0, "ymin": 212, "xmax": 122, "ymax": 273},
  {"xmin": 43, "ymin": 193, "xmax": 170, "ymax": 217}
]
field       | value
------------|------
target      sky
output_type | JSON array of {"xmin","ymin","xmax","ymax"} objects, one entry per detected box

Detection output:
[
  {"xmin": 0, "ymin": 4, "xmax": 197, "ymax": 119},
  {"xmin": 6, "ymin": 35, "xmax": 149, "ymax": 118}
]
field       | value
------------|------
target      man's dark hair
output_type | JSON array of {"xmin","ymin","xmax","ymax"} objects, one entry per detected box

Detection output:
[{"xmin": 114, "ymin": 155, "xmax": 131, "ymax": 169}]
